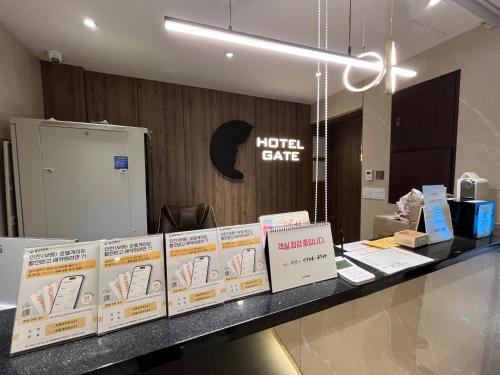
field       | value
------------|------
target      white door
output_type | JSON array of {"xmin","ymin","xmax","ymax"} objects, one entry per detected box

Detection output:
[{"xmin": 40, "ymin": 126, "xmax": 131, "ymax": 241}]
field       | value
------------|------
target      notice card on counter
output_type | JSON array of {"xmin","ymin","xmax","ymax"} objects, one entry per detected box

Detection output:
[
  {"xmin": 98, "ymin": 235, "xmax": 166, "ymax": 334},
  {"xmin": 266, "ymin": 222, "xmax": 337, "ymax": 293},
  {"xmin": 217, "ymin": 223, "xmax": 270, "ymax": 301},
  {"xmin": 11, "ymin": 241, "xmax": 100, "ymax": 354},
  {"xmin": 346, "ymin": 247, "xmax": 433, "ymax": 275},
  {"xmin": 259, "ymin": 211, "xmax": 310, "ymax": 244},
  {"xmin": 166, "ymin": 228, "xmax": 224, "ymax": 316},
  {"xmin": 419, "ymin": 185, "xmax": 454, "ymax": 244}
]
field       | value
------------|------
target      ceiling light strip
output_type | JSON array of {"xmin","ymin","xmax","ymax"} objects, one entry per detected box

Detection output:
[{"xmin": 164, "ymin": 16, "xmax": 416, "ymax": 77}]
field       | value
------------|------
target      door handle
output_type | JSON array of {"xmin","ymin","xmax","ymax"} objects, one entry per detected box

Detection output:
[{"xmin": 43, "ymin": 168, "xmax": 54, "ymax": 173}]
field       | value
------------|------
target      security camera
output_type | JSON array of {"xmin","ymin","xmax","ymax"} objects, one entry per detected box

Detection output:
[{"xmin": 46, "ymin": 49, "xmax": 63, "ymax": 64}]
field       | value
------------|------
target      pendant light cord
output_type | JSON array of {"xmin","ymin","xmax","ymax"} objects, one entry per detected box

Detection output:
[
  {"xmin": 362, "ymin": 0, "xmax": 366, "ymax": 51},
  {"xmin": 229, "ymin": 0, "xmax": 233, "ymax": 30},
  {"xmin": 390, "ymin": 0, "xmax": 394, "ymax": 38},
  {"xmin": 347, "ymin": 0, "xmax": 352, "ymax": 55},
  {"xmin": 314, "ymin": 0, "xmax": 321, "ymax": 223}
]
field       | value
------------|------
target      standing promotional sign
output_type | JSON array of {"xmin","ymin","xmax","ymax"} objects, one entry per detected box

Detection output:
[
  {"xmin": 419, "ymin": 185, "xmax": 454, "ymax": 244},
  {"xmin": 11, "ymin": 241, "xmax": 100, "ymax": 354},
  {"xmin": 266, "ymin": 222, "xmax": 337, "ymax": 293},
  {"xmin": 217, "ymin": 223, "xmax": 270, "ymax": 301},
  {"xmin": 98, "ymin": 235, "xmax": 166, "ymax": 334},
  {"xmin": 166, "ymin": 228, "xmax": 224, "ymax": 316}
]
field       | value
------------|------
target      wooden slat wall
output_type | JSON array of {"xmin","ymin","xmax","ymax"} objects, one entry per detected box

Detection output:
[
  {"xmin": 40, "ymin": 62, "xmax": 312, "ymax": 230},
  {"xmin": 137, "ymin": 79, "xmax": 186, "ymax": 228},
  {"xmin": 255, "ymin": 98, "xmax": 286, "ymax": 216},
  {"xmin": 220, "ymin": 92, "xmax": 257, "ymax": 225},
  {"xmin": 295, "ymin": 104, "xmax": 313, "ymax": 215},
  {"xmin": 85, "ymin": 71, "xmax": 139, "ymax": 126},
  {"xmin": 183, "ymin": 86, "xmax": 222, "ymax": 216},
  {"xmin": 41, "ymin": 61, "xmax": 87, "ymax": 122}
]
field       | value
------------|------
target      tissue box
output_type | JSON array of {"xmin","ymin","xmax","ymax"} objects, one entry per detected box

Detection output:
[
  {"xmin": 373, "ymin": 215, "xmax": 417, "ymax": 239},
  {"xmin": 448, "ymin": 200, "xmax": 496, "ymax": 239}
]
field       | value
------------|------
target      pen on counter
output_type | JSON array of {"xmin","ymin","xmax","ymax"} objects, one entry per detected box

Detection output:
[{"xmin": 340, "ymin": 229, "xmax": 344, "ymax": 259}]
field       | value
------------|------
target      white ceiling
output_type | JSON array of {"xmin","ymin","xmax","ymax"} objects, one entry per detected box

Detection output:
[{"xmin": 0, "ymin": 0, "xmax": 480, "ymax": 104}]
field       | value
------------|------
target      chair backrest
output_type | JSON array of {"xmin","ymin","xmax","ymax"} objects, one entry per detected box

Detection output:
[{"xmin": 158, "ymin": 203, "xmax": 217, "ymax": 233}]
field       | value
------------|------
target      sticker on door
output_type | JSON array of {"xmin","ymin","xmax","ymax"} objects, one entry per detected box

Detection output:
[{"xmin": 114, "ymin": 156, "xmax": 128, "ymax": 170}]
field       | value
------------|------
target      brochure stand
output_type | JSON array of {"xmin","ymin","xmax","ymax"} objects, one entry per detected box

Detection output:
[{"xmin": 416, "ymin": 185, "xmax": 454, "ymax": 244}]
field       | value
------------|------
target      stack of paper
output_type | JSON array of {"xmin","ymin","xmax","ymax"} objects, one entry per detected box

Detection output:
[{"xmin": 345, "ymin": 247, "xmax": 433, "ymax": 275}]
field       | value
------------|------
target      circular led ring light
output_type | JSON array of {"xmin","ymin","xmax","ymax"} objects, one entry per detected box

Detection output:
[{"xmin": 342, "ymin": 51, "xmax": 386, "ymax": 93}]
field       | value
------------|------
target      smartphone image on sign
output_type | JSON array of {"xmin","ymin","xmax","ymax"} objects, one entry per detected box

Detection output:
[
  {"xmin": 241, "ymin": 248, "xmax": 256, "ymax": 276},
  {"xmin": 50, "ymin": 275, "xmax": 84, "ymax": 314},
  {"xmin": 191, "ymin": 256, "xmax": 210, "ymax": 287},
  {"xmin": 127, "ymin": 265, "xmax": 152, "ymax": 300}
]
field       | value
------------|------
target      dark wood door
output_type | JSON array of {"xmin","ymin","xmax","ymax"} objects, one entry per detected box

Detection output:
[
  {"xmin": 329, "ymin": 111, "xmax": 362, "ymax": 243},
  {"xmin": 389, "ymin": 70, "xmax": 460, "ymax": 203},
  {"xmin": 315, "ymin": 111, "xmax": 362, "ymax": 243}
]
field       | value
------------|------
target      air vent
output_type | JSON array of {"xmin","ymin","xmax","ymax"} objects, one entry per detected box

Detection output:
[{"xmin": 450, "ymin": 0, "xmax": 500, "ymax": 26}]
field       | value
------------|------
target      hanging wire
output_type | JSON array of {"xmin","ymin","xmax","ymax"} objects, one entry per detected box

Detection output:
[
  {"xmin": 324, "ymin": 0, "xmax": 329, "ymax": 223},
  {"xmin": 347, "ymin": 0, "xmax": 352, "ymax": 55},
  {"xmin": 390, "ymin": 0, "xmax": 394, "ymax": 38},
  {"xmin": 314, "ymin": 0, "xmax": 322, "ymax": 223},
  {"xmin": 229, "ymin": 0, "xmax": 233, "ymax": 30},
  {"xmin": 362, "ymin": 0, "xmax": 366, "ymax": 52}
]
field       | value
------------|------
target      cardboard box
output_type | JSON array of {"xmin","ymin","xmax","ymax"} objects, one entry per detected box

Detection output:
[
  {"xmin": 373, "ymin": 215, "xmax": 417, "ymax": 239},
  {"xmin": 408, "ymin": 203, "xmax": 423, "ymax": 223},
  {"xmin": 394, "ymin": 230, "xmax": 429, "ymax": 248}
]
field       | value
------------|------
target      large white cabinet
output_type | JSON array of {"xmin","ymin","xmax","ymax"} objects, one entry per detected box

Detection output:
[{"xmin": 10, "ymin": 118, "xmax": 148, "ymax": 241}]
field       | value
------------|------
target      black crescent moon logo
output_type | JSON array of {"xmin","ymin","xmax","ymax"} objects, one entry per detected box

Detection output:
[{"xmin": 210, "ymin": 120, "xmax": 254, "ymax": 181}]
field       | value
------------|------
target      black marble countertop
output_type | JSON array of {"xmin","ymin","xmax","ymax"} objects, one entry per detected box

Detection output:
[{"xmin": 1, "ymin": 235, "xmax": 499, "ymax": 375}]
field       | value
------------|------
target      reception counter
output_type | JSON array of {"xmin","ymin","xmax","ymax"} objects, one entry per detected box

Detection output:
[{"xmin": 0, "ymin": 235, "xmax": 499, "ymax": 374}]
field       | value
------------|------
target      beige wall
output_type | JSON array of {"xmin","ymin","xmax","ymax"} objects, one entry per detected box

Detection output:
[
  {"xmin": 311, "ymin": 89, "xmax": 363, "ymax": 122},
  {"xmin": 0, "ymin": 22, "xmax": 43, "ymax": 139},
  {"xmin": 0, "ymin": 22, "xmax": 43, "ymax": 235},
  {"xmin": 316, "ymin": 25, "xmax": 500, "ymax": 239}
]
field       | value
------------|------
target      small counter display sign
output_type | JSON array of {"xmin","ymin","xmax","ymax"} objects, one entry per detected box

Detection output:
[
  {"xmin": 217, "ymin": 223, "xmax": 270, "ymax": 301},
  {"xmin": 165, "ymin": 228, "xmax": 224, "ymax": 316},
  {"xmin": 11, "ymin": 241, "xmax": 100, "ymax": 354},
  {"xmin": 98, "ymin": 235, "xmax": 166, "ymax": 334},
  {"xmin": 266, "ymin": 222, "xmax": 337, "ymax": 293},
  {"xmin": 417, "ymin": 185, "xmax": 454, "ymax": 244}
]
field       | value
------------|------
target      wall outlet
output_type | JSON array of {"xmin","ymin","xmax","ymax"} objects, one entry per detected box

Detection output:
[{"xmin": 365, "ymin": 169, "xmax": 373, "ymax": 181}]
